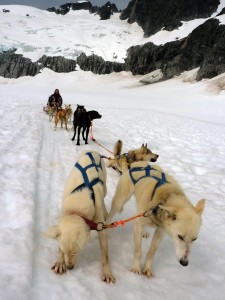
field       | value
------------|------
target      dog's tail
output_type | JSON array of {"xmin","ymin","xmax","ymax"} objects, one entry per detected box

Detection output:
[{"xmin": 114, "ymin": 140, "xmax": 122, "ymax": 157}]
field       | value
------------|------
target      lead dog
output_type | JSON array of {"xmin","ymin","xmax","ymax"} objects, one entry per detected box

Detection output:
[
  {"xmin": 44, "ymin": 151, "xmax": 115, "ymax": 283},
  {"xmin": 106, "ymin": 140, "xmax": 159, "ymax": 174},
  {"xmin": 107, "ymin": 161, "xmax": 205, "ymax": 277}
]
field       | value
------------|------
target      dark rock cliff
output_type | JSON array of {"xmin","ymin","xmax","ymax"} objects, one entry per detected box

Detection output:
[
  {"xmin": 47, "ymin": 1, "xmax": 118, "ymax": 20},
  {"xmin": 47, "ymin": 1, "xmax": 92, "ymax": 15},
  {"xmin": 77, "ymin": 53, "xmax": 124, "ymax": 74},
  {"xmin": 0, "ymin": 52, "xmax": 41, "ymax": 78},
  {"xmin": 124, "ymin": 18, "xmax": 225, "ymax": 81},
  {"xmin": 121, "ymin": 0, "xmax": 220, "ymax": 37},
  {"xmin": 97, "ymin": 1, "xmax": 119, "ymax": 20},
  {"xmin": 38, "ymin": 55, "xmax": 76, "ymax": 73},
  {"xmin": 0, "ymin": 52, "xmax": 76, "ymax": 78}
]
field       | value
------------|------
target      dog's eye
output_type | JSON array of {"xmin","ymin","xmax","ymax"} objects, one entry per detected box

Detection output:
[
  {"xmin": 192, "ymin": 238, "xmax": 197, "ymax": 242},
  {"xmin": 178, "ymin": 235, "xmax": 184, "ymax": 241}
]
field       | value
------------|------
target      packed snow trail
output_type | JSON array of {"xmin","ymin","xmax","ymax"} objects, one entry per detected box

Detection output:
[{"xmin": 0, "ymin": 72, "xmax": 225, "ymax": 300}]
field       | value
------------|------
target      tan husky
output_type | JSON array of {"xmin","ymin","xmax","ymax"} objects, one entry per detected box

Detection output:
[
  {"xmin": 107, "ymin": 161, "xmax": 205, "ymax": 277},
  {"xmin": 44, "ymin": 151, "xmax": 115, "ymax": 283},
  {"xmin": 47, "ymin": 104, "xmax": 57, "ymax": 122},
  {"xmin": 65, "ymin": 104, "xmax": 73, "ymax": 122},
  {"xmin": 54, "ymin": 105, "xmax": 72, "ymax": 130},
  {"xmin": 106, "ymin": 140, "xmax": 159, "ymax": 174}
]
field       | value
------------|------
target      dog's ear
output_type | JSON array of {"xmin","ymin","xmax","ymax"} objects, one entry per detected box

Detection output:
[
  {"xmin": 145, "ymin": 143, "xmax": 147, "ymax": 149},
  {"xmin": 159, "ymin": 205, "xmax": 177, "ymax": 220},
  {"xmin": 141, "ymin": 143, "xmax": 144, "ymax": 147},
  {"xmin": 195, "ymin": 199, "xmax": 205, "ymax": 215},
  {"xmin": 77, "ymin": 231, "xmax": 90, "ymax": 250},
  {"xmin": 43, "ymin": 225, "xmax": 61, "ymax": 239}
]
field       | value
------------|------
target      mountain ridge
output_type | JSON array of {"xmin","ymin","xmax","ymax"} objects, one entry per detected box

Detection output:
[{"xmin": 0, "ymin": 1, "xmax": 225, "ymax": 83}]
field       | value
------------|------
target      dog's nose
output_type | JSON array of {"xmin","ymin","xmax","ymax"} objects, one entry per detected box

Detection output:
[
  {"xmin": 67, "ymin": 265, "xmax": 74, "ymax": 270},
  {"xmin": 179, "ymin": 258, "xmax": 189, "ymax": 266}
]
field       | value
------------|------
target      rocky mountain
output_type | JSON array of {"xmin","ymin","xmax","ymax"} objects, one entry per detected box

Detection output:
[
  {"xmin": 1, "ymin": 0, "xmax": 225, "ymax": 83},
  {"xmin": 124, "ymin": 18, "xmax": 225, "ymax": 81},
  {"xmin": 121, "ymin": 0, "xmax": 220, "ymax": 37},
  {"xmin": 47, "ymin": 1, "xmax": 119, "ymax": 20}
]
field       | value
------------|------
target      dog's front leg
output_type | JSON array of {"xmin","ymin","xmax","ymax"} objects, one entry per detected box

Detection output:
[
  {"xmin": 98, "ymin": 230, "xmax": 115, "ymax": 283},
  {"xmin": 71, "ymin": 125, "xmax": 77, "ymax": 141},
  {"xmin": 107, "ymin": 177, "xmax": 134, "ymax": 224},
  {"xmin": 142, "ymin": 227, "xmax": 164, "ymax": 278},
  {"xmin": 85, "ymin": 126, "xmax": 89, "ymax": 144},
  {"xmin": 82, "ymin": 127, "xmax": 86, "ymax": 141},
  {"xmin": 131, "ymin": 220, "xmax": 143, "ymax": 274},
  {"xmin": 51, "ymin": 247, "xmax": 67, "ymax": 275},
  {"xmin": 76, "ymin": 126, "xmax": 81, "ymax": 145}
]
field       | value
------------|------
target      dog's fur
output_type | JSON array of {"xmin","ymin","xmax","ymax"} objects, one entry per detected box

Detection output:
[
  {"xmin": 47, "ymin": 104, "xmax": 57, "ymax": 122},
  {"xmin": 107, "ymin": 161, "xmax": 205, "ymax": 277},
  {"xmin": 106, "ymin": 140, "xmax": 159, "ymax": 173},
  {"xmin": 71, "ymin": 110, "xmax": 102, "ymax": 145},
  {"xmin": 65, "ymin": 104, "xmax": 73, "ymax": 122},
  {"xmin": 54, "ymin": 105, "xmax": 72, "ymax": 130},
  {"xmin": 44, "ymin": 151, "xmax": 115, "ymax": 283}
]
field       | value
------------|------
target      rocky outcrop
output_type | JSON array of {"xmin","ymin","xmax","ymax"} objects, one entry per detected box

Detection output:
[
  {"xmin": 0, "ymin": 52, "xmax": 41, "ymax": 78},
  {"xmin": 139, "ymin": 69, "xmax": 164, "ymax": 84},
  {"xmin": 47, "ymin": 1, "xmax": 118, "ymax": 20},
  {"xmin": 124, "ymin": 18, "xmax": 225, "ymax": 81},
  {"xmin": 38, "ymin": 55, "xmax": 76, "ymax": 73},
  {"xmin": 97, "ymin": 1, "xmax": 119, "ymax": 20},
  {"xmin": 121, "ymin": 0, "xmax": 220, "ymax": 37},
  {"xmin": 47, "ymin": 1, "xmax": 92, "ymax": 15},
  {"xmin": 0, "ymin": 52, "xmax": 76, "ymax": 78},
  {"xmin": 77, "ymin": 53, "xmax": 124, "ymax": 74}
]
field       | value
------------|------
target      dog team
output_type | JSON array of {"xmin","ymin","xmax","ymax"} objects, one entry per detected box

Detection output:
[
  {"xmin": 44, "ymin": 89, "xmax": 103, "ymax": 146},
  {"xmin": 44, "ymin": 136, "xmax": 205, "ymax": 283},
  {"xmin": 44, "ymin": 88, "xmax": 73, "ymax": 129}
]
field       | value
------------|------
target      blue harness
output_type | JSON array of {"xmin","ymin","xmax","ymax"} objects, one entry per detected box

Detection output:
[
  {"xmin": 129, "ymin": 165, "xmax": 169, "ymax": 199},
  {"xmin": 71, "ymin": 152, "xmax": 104, "ymax": 203}
]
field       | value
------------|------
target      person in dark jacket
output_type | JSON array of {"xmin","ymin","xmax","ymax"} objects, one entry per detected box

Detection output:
[{"xmin": 47, "ymin": 89, "xmax": 63, "ymax": 108}]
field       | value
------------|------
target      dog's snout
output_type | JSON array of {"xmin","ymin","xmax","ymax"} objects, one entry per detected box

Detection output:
[
  {"xmin": 150, "ymin": 154, "xmax": 159, "ymax": 163},
  {"xmin": 179, "ymin": 258, "xmax": 189, "ymax": 267},
  {"xmin": 67, "ymin": 265, "xmax": 74, "ymax": 270}
]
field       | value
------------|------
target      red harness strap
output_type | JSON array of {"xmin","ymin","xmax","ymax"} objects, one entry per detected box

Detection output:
[
  {"xmin": 81, "ymin": 216, "xmax": 105, "ymax": 231},
  {"xmin": 81, "ymin": 211, "xmax": 148, "ymax": 231}
]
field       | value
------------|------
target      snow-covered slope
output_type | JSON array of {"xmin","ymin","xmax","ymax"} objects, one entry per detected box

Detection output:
[{"xmin": 0, "ymin": 5, "xmax": 144, "ymax": 62}]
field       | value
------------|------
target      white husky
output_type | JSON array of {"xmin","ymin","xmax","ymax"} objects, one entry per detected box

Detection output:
[
  {"xmin": 107, "ymin": 161, "xmax": 205, "ymax": 277},
  {"xmin": 44, "ymin": 151, "xmax": 115, "ymax": 283}
]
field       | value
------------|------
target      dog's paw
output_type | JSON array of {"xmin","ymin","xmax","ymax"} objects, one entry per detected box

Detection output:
[
  {"xmin": 142, "ymin": 267, "xmax": 153, "ymax": 278},
  {"xmin": 102, "ymin": 272, "xmax": 116, "ymax": 284},
  {"xmin": 131, "ymin": 266, "xmax": 141, "ymax": 275},
  {"xmin": 142, "ymin": 232, "xmax": 150, "ymax": 239},
  {"xmin": 51, "ymin": 262, "xmax": 67, "ymax": 275}
]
